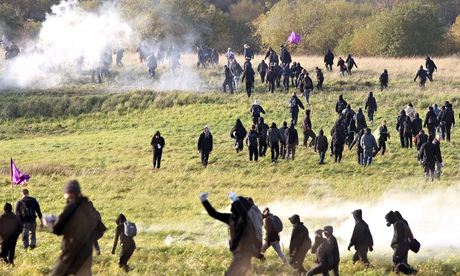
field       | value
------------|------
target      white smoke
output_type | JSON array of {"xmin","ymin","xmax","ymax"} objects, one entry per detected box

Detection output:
[{"xmin": 266, "ymin": 185, "xmax": 460, "ymax": 258}]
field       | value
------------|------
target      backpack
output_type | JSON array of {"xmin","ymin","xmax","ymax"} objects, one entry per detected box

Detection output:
[
  {"xmin": 252, "ymin": 105, "xmax": 260, "ymax": 118},
  {"xmin": 288, "ymin": 97, "xmax": 297, "ymax": 108},
  {"xmin": 246, "ymin": 205, "xmax": 263, "ymax": 257},
  {"xmin": 124, "ymin": 221, "xmax": 137, "ymax": 237},
  {"xmin": 20, "ymin": 200, "xmax": 35, "ymax": 221},
  {"xmin": 271, "ymin": 215, "xmax": 283, "ymax": 233}
]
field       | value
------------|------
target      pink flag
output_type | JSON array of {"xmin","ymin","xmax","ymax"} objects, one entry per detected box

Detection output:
[
  {"xmin": 288, "ymin": 31, "xmax": 301, "ymax": 45},
  {"xmin": 10, "ymin": 158, "xmax": 30, "ymax": 185}
]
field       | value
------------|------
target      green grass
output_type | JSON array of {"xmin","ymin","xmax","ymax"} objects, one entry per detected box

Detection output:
[{"xmin": 0, "ymin": 56, "xmax": 459, "ymax": 275}]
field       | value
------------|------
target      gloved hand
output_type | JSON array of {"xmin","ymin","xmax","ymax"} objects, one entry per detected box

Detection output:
[
  {"xmin": 347, "ymin": 245, "xmax": 351, "ymax": 251},
  {"xmin": 369, "ymin": 246, "xmax": 373, "ymax": 252},
  {"xmin": 228, "ymin": 192, "xmax": 238, "ymax": 202},
  {"xmin": 199, "ymin": 192, "xmax": 209, "ymax": 202}
]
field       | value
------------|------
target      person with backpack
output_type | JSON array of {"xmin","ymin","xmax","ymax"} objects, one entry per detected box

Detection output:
[
  {"xmin": 348, "ymin": 209, "xmax": 374, "ymax": 265},
  {"xmin": 365, "ymin": 92, "xmax": 377, "ymax": 124},
  {"xmin": 112, "ymin": 214, "xmax": 136, "ymax": 272},
  {"xmin": 261, "ymin": 208, "xmax": 287, "ymax": 263},
  {"xmin": 44, "ymin": 180, "xmax": 101, "ymax": 276},
  {"xmin": 15, "ymin": 188, "xmax": 42, "ymax": 250},
  {"xmin": 0, "ymin": 203, "xmax": 22, "ymax": 265},
  {"xmin": 266, "ymin": 65, "xmax": 276, "ymax": 93},
  {"xmin": 424, "ymin": 106, "xmax": 437, "ymax": 138},
  {"xmin": 324, "ymin": 49, "xmax": 334, "ymax": 71},
  {"xmin": 288, "ymin": 92, "xmax": 305, "ymax": 125},
  {"xmin": 267, "ymin": 122, "xmax": 282, "ymax": 163},
  {"xmin": 250, "ymin": 100, "xmax": 266, "ymax": 125},
  {"xmin": 414, "ymin": 66, "xmax": 428, "ymax": 88},
  {"xmin": 246, "ymin": 125, "xmax": 259, "ymax": 161},
  {"xmin": 379, "ymin": 69, "xmax": 389, "ymax": 91},
  {"xmin": 223, "ymin": 65, "xmax": 234, "ymax": 94},
  {"xmin": 150, "ymin": 131, "xmax": 165, "ymax": 169},
  {"xmin": 199, "ymin": 192, "xmax": 263, "ymax": 276},
  {"xmin": 346, "ymin": 54, "xmax": 358, "ymax": 75},
  {"xmin": 264, "ymin": 47, "xmax": 279, "ymax": 65},
  {"xmin": 279, "ymin": 121, "xmax": 288, "ymax": 159},
  {"xmin": 256, "ymin": 117, "xmax": 269, "ymax": 157},
  {"xmin": 415, "ymin": 129, "xmax": 428, "ymax": 151},
  {"xmin": 314, "ymin": 129, "xmax": 328, "ymax": 164},
  {"xmin": 288, "ymin": 214, "xmax": 311, "ymax": 275},
  {"xmin": 242, "ymin": 61, "xmax": 256, "ymax": 97},
  {"xmin": 231, "ymin": 119, "xmax": 248, "ymax": 153},
  {"xmin": 306, "ymin": 229, "xmax": 331, "ymax": 276},
  {"xmin": 302, "ymin": 109, "xmax": 316, "ymax": 148},
  {"xmin": 301, "ymin": 72, "xmax": 314, "ymax": 105},
  {"xmin": 197, "ymin": 125, "xmax": 213, "ymax": 167},
  {"xmin": 285, "ymin": 123, "xmax": 299, "ymax": 160},
  {"xmin": 316, "ymin": 67, "xmax": 324, "ymax": 91},
  {"xmin": 335, "ymin": 95, "xmax": 348, "ymax": 114},
  {"xmin": 257, "ymin": 60, "xmax": 268, "ymax": 83}
]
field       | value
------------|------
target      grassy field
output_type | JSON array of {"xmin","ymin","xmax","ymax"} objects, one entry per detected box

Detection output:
[{"xmin": 0, "ymin": 53, "xmax": 459, "ymax": 275}]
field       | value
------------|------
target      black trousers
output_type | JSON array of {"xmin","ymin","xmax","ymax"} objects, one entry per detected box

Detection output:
[
  {"xmin": 153, "ymin": 149, "xmax": 163, "ymax": 168},
  {"xmin": 317, "ymin": 80, "xmax": 323, "ymax": 90},
  {"xmin": 290, "ymin": 248, "xmax": 308, "ymax": 274},
  {"xmin": 119, "ymin": 244, "xmax": 135, "ymax": 267},
  {"xmin": 0, "ymin": 238, "xmax": 17, "ymax": 264},
  {"xmin": 268, "ymin": 81, "xmax": 275, "ymax": 93},
  {"xmin": 378, "ymin": 139, "xmax": 386, "ymax": 155},
  {"xmin": 259, "ymin": 140, "xmax": 267, "ymax": 157},
  {"xmin": 283, "ymin": 76, "xmax": 290, "ymax": 90},
  {"xmin": 245, "ymin": 81, "xmax": 253, "ymax": 97},
  {"xmin": 260, "ymin": 72, "xmax": 266, "ymax": 83},
  {"xmin": 306, "ymin": 262, "xmax": 329, "ymax": 276},
  {"xmin": 280, "ymin": 143, "xmax": 287, "ymax": 159},
  {"xmin": 201, "ymin": 151, "xmax": 210, "ymax": 167},
  {"xmin": 270, "ymin": 142, "xmax": 280, "ymax": 161},
  {"xmin": 399, "ymin": 132, "xmax": 405, "ymax": 147},
  {"xmin": 249, "ymin": 146, "xmax": 258, "ymax": 161},
  {"xmin": 353, "ymin": 246, "xmax": 369, "ymax": 264}
]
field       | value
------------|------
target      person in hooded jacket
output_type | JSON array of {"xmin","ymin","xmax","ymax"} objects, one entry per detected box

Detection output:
[
  {"xmin": 425, "ymin": 57, "xmax": 437, "ymax": 81},
  {"xmin": 289, "ymin": 214, "xmax": 311, "ymax": 275},
  {"xmin": 316, "ymin": 67, "xmax": 324, "ymax": 91},
  {"xmin": 441, "ymin": 101, "xmax": 455, "ymax": 142},
  {"xmin": 151, "ymin": 131, "xmax": 165, "ymax": 169},
  {"xmin": 332, "ymin": 119, "xmax": 346, "ymax": 163},
  {"xmin": 411, "ymin": 113, "xmax": 423, "ymax": 139},
  {"xmin": 415, "ymin": 129, "xmax": 428, "ymax": 151},
  {"xmin": 402, "ymin": 116, "xmax": 413, "ymax": 148},
  {"xmin": 261, "ymin": 208, "xmax": 287, "ymax": 263},
  {"xmin": 418, "ymin": 135, "xmax": 443, "ymax": 181},
  {"xmin": 15, "ymin": 188, "xmax": 42, "ymax": 250},
  {"xmin": 335, "ymin": 95, "xmax": 348, "ymax": 114},
  {"xmin": 280, "ymin": 45, "xmax": 292, "ymax": 65},
  {"xmin": 250, "ymin": 100, "xmax": 266, "ymax": 125},
  {"xmin": 365, "ymin": 92, "xmax": 377, "ymax": 123},
  {"xmin": 354, "ymin": 108, "xmax": 368, "ymax": 132},
  {"xmin": 396, "ymin": 110, "xmax": 407, "ymax": 148},
  {"xmin": 279, "ymin": 121, "xmax": 289, "ymax": 159},
  {"xmin": 288, "ymin": 92, "xmax": 305, "ymax": 125},
  {"xmin": 0, "ymin": 203, "xmax": 22, "ymax": 265},
  {"xmin": 306, "ymin": 229, "xmax": 332, "ymax": 276},
  {"xmin": 377, "ymin": 120, "xmax": 390, "ymax": 156},
  {"xmin": 231, "ymin": 119, "xmax": 247, "ymax": 153},
  {"xmin": 379, "ymin": 69, "xmax": 389, "ymax": 91},
  {"xmin": 200, "ymin": 192, "xmax": 263, "ymax": 276},
  {"xmin": 266, "ymin": 65, "xmax": 276, "ymax": 93},
  {"xmin": 360, "ymin": 128, "xmax": 378, "ymax": 166},
  {"xmin": 350, "ymin": 129, "xmax": 365, "ymax": 165},
  {"xmin": 256, "ymin": 117, "xmax": 269, "ymax": 157},
  {"xmin": 315, "ymin": 129, "xmax": 328, "ymax": 164},
  {"xmin": 45, "ymin": 180, "xmax": 101, "ymax": 276},
  {"xmin": 337, "ymin": 57, "xmax": 347, "ymax": 76},
  {"xmin": 345, "ymin": 54, "xmax": 358, "ymax": 75},
  {"xmin": 267, "ymin": 123, "xmax": 282, "ymax": 163},
  {"xmin": 285, "ymin": 123, "xmax": 299, "ymax": 160},
  {"xmin": 246, "ymin": 125, "xmax": 259, "ymax": 161},
  {"xmin": 405, "ymin": 103, "xmax": 416, "ymax": 122},
  {"xmin": 282, "ymin": 63, "xmax": 291, "ymax": 91},
  {"xmin": 301, "ymin": 72, "xmax": 314, "ymax": 105},
  {"xmin": 223, "ymin": 65, "xmax": 234, "ymax": 94},
  {"xmin": 324, "ymin": 226, "xmax": 340, "ymax": 276},
  {"xmin": 424, "ymin": 106, "xmax": 437, "ymax": 138},
  {"xmin": 345, "ymin": 113, "xmax": 356, "ymax": 147},
  {"xmin": 324, "ymin": 49, "xmax": 334, "ymax": 71},
  {"xmin": 414, "ymin": 66, "xmax": 428, "ymax": 88},
  {"xmin": 264, "ymin": 47, "xmax": 279, "ymax": 65},
  {"xmin": 198, "ymin": 126, "xmax": 213, "ymax": 167},
  {"xmin": 348, "ymin": 209, "xmax": 373, "ymax": 265},
  {"xmin": 302, "ymin": 110, "xmax": 316, "ymax": 148},
  {"xmin": 242, "ymin": 62, "xmax": 255, "ymax": 97},
  {"xmin": 257, "ymin": 60, "xmax": 268, "ymax": 83},
  {"xmin": 112, "ymin": 214, "xmax": 136, "ymax": 272}
]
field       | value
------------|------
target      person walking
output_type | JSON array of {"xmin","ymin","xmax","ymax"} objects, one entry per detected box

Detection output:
[
  {"xmin": 198, "ymin": 126, "xmax": 213, "ymax": 167},
  {"xmin": 112, "ymin": 214, "xmax": 136, "ymax": 272},
  {"xmin": 0, "ymin": 203, "xmax": 22, "ymax": 265},
  {"xmin": 15, "ymin": 189, "xmax": 42, "ymax": 250},
  {"xmin": 150, "ymin": 131, "xmax": 165, "ymax": 169}
]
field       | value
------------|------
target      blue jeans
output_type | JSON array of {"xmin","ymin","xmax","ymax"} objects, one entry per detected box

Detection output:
[
  {"xmin": 319, "ymin": 150, "xmax": 326, "ymax": 164},
  {"xmin": 363, "ymin": 150, "xmax": 373, "ymax": 166},
  {"xmin": 22, "ymin": 221, "xmax": 37, "ymax": 249}
]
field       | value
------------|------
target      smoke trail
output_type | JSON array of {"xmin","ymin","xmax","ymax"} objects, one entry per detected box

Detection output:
[{"xmin": 266, "ymin": 184, "xmax": 460, "ymax": 257}]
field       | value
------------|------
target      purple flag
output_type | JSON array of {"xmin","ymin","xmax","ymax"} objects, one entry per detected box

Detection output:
[
  {"xmin": 288, "ymin": 31, "xmax": 301, "ymax": 45},
  {"xmin": 10, "ymin": 158, "xmax": 30, "ymax": 185}
]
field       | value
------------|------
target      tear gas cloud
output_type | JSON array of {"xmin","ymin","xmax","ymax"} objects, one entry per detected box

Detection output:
[
  {"xmin": 0, "ymin": 0, "xmax": 205, "ymax": 91},
  {"xmin": 267, "ymin": 185, "xmax": 460, "ymax": 257}
]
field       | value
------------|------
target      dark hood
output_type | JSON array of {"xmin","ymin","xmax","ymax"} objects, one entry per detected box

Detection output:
[
  {"xmin": 116, "ymin": 213, "xmax": 126, "ymax": 225},
  {"xmin": 352, "ymin": 209, "xmax": 362, "ymax": 222},
  {"xmin": 385, "ymin": 211, "xmax": 396, "ymax": 226},
  {"xmin": 289, "ymin": 214, "xmax": 300, "ymax": 224}
]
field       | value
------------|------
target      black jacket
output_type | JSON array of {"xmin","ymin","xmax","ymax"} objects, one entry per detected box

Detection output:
[
  {"xmin": 289, "ymin": 96, "xmax": 305, "ymax": 113},
  {"xmin": 198, "ymin": 132, "xmax": 213, "ymax": 153},
  {"xmin": 280, "ymin": 48, "xmax": 292, "ymax": 64},
  {"xmin": 315, "ymin": 133, "xmax": 328, "ymax": 152},
  {"xmin": 365, "ymin": 96, "xmax": 377, "ymax": 112},
  {"xmin": 412, "ymin": 117, "xmax": 423, "ymax": 135},
  {"xmin": 0, "ymin": 210, "xmax": 22, "ymax": 246},
  {"xmin": 258, "ymin": 62, "xmax": 268, "ymax": 73},
  {"xmin": 424, "ymin": 110, "xmax": 437, "ymax": 127},
  {"xmin": 418, "ymin": 141, "xmax": 442, "ymax": 163},
  {"xmin": 151, "ymin": 135, "xmax": 165, "ymax": 152},
  {"xmin": 246, "ymin": 130, "xmax": 258, "ymax": 148},
  {"xmin": 348, "ymin": 210, "xmax": 373, "ymax": 250},
  {"xmin": 231, "ymin": 120, "xmax": 247, "ymax": 141},
  {"xmin": 327, "ymin": 235, "xmax": 340, "ymax": 266},
  {"xmin": 264, "ymin": 214, "xmax": 279, "ymax": 243},
  {"xmin": 289, "ymin": 220, "xmax": 311, "ymax": 257},
  {"xmin": 16, "ymin": 196, "xmax": 42, "ymax": 223},
  {"xmin": 285, "ymin": 127, "xmax": 299, "ymax": 146}
]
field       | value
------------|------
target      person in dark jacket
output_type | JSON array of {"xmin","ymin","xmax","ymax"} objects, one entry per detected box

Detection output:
[
  {"xmin": 335, "ymin": 95, "xmax": 348, "ymax": 114},
  {"xmin": 264, "ymin": 47, "xmax": 279, "ymax": 65},
  {"xmin": 266, "ymin": 65, "xmax": 276, "ymax": 93},
  {"xmin": 301, "ymin": 72, "xmax": 314, "ymax": 105},
  {"xmin": 289, "ymin": 214, "xmax": 311, "ymax": 275},
  {"xmin": 324, "ymin": 226, "xmax": 340, "ymax": 276},
  {"xmin": 324, "ymin": 49, "xmax": 334, "ymax": 71},
  {"xmin": 385, "ymin": 211, "xmax": 417, "ymax": 275},
  {"xmin": 231, "ymin": 119, "xmax": 248, "ymax": 153},
  {"xmin": 365, "ymin": 92, "xmax": 377, "ymax": 123},
  {"xmin": 345, "ymin": 54, "xmax": 358, "ymax": 75},
  {"xmin": 275, "ymin": 63, "xmax": 283, "ymax": 88},
  {"xmin": 279, "ymin": 121, "xmax": 288, "ymax": 159},
  {"xmin": 332, "ymin": 119, "xmax": 346, "ymax": 163},
  {"xmin": 223, "ymin": 65, "xmax": 234, "ymax": 93},
  {"xmin": 411, "ymin": 113, "xmax": 423, "ymax": 139},
  {"xmin": 360, "ymin": 128, "xmax": 378, "ymax": 166},
  {"xmin": 45, "ymin": 180, "xmax": 100, "ymax": 276},
  {"xmin": 316, "ymin": 67, "xmax": 324, "ymax": 91},
  {"xmin": 267, "ymin": 123, "xmax": 282, "ymax": 163},
  {"xmin": 315, "ymin": 129, "xmax": 328, "ymax": 164},
  {"xmin": 15, "ymin": 189, "xmax": 42, "ymax": 250},
  {"xmin": 424, "ymin": 106, "xmax": 437, "ymax": 137},
  {"xmin": 337, "ymin": 57, "xmax": 347, "ymax": 76},
  {"xmin": 348, "ymin": 209, "xmax": 373, "ymax": 265},
  {"xmin": 288, "ymin": 92, "xmax": 305, "ymax": 125},
  {"xmin": 418, "ymin": 135, "xmax": 443, "ymax": 181},
  {"xmin": 199, "ymin": 192, "xmax": 263, "ymax": 276},
  {"xmin": 150, "ymin": 131, "xmax": 165, "ymax": 169},
  {"xmin": 403, "ymin": 116, "xmax": 413, "ymax": 148},
  {"xmin": 302, "ymin": 109, "xmax": 316, "ymax": 147},
  {"xmin": 425, "ymin": 56, "xmax": 437, "ymax": 81},
  {"xmin": 115, "ymin": 47, "xmax": 124, "ymax": 67},
  {"xmin": 111, "ymin": 214, "xmax": 136, "ymax": 272},
  {"xmin": 379, "ymin": 69, "xmax": 389, "ymax": 91},
  {"xmin": 246, "ymin": 125, "xmax": 259, "ymax": 161},
  {"xmin": 197, "ymin": 126, "xmax": 213, "ymax": 167},
  {"xmin": 415, "ymin": 129, "xmax": 428, "ymax": 151},
  {"xmin": 242, "ymin": 61, "xmax": 255, "ymax": 97},
  {"xmin": 280, "ymin": 45, "xmax": 292, "ymax": 65},
  {"xmin": 257, "ymin": 60, "xmax": 268, "ymax": 83},
  {"xmin": 396, "ymin": 110, "xmax": 407, "ymax": 148},
  {"xmin": 306, "ymin": 229, "xmax": 331, "ymax": 276},
  {"xmin": 282, "ymin": 63, "xmax": 291, "ymax": 91},
  {"xmin": 354, "ymin": 108, "xmax": 368, "ymax": 132},
  {"xmin": 250, "ymin": 100, "xmax": 266, "ymax": 125},
  {"xmin": 0, "ymin": 203, "xmax": 22, "ymax": 265},
  {"xmin": 261, "ymin": 208, "xmax": 287, "ymax": 263},
  {"xmin": 243, "ymin": 44, "xmax": 254, "ymax": 60},
  {"xmin": 376, "ymin": 120, "xmax": 390, "ymax": 156},
  {"xmin": 414, "ymin": 66, "xmax": 428, "ymax": 88},
  {"xmin": 285, "ymin": 123, "xmax": 299, "ymax": 160},
  {"xmin": 439, "ymin": 101, "xmax": 455, "ymax": 142},
  {"xmin": 350, "ymin": 129, "xmax": 365, "ymax": 165},
  {"xmin": 256, "ymin": 117, "xmax": 269, "ymax": 157}
]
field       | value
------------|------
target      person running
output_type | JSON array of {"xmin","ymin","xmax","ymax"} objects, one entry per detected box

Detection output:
[
  {"xmin": 414, "ymin": 66, "xmax": 428, "ymax": 88},
  {"xmin": 425, "ymin": 56, "xmax": 437, "ymax": 81},
  {"xmin": 15, "ymin": 189, "xmax": 42, "ymax": 250},
  {"xmin": 150, "ymin": 131, "xmax": 165, "ymax": 169},
  {"xmin": 231, "ymin": 119, "xmax": 248, "ymax": 153},
  {"xmin": 250, "ymin": 100, "xmax": 266, "ymax": 125},
  {"xmin": 289, "ymin": 214, "xmax": 311, "ymax": 275},
  {"xmin": 376, "ymin": 120, "xmax": 390, "ymax": 156},
  {"xmin": 315, "ymin": 67, "xmax": 324, "ymax": 91},
  {"xmin": 337, "ymin": 57, "xmax": 347, "ymax": 77},
  {"xmin": 261, "ymin": 208, "xmax": 287, "ymax": 263},
  {"xmin": 345, "ymin": 54, "xmax": 358, "ymax": 75},
  {"xmin": 348, "ymin": 209, "xmax": 374, "ymax": 266},
  {"xmin": 288, "ymin": 92, "xmax": 305, "ymax": 125},
  {"xmin": 0, "ymin": 203, "xmax": 22, "ymax": 265},
  {"xmin": 365, "ymin": 92, "xmax": 377, "ymax": 124},
  {"xmin": 197, "ymin": 126, "xmax": 213, "ymax": 167},
  {"xmin": 324, "ymin": 49, "xmax": 334, "ymax": 71},
  {"xmin": 112, "ymin": 214, "xmax": 136, "ymax": 272}
]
